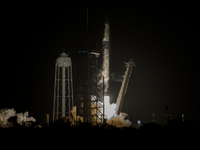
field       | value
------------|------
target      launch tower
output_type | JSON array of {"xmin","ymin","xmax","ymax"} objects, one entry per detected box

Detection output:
[{"xmin": 75, "ymin": 44, "xmax": 103, "ymax": 124}]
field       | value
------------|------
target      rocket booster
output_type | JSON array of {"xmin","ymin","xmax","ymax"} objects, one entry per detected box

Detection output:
[{"xmin": 102, "ymin": 23, "xmax": 110, "ymax": 93}]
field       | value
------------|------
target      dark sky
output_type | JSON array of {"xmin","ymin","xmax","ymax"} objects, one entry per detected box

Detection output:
[{"xmin": 2, "ymin": 1, "xmax": 199, "ymax": 125}]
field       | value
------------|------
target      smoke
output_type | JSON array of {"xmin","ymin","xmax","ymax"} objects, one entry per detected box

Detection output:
[
  {"xmin": 110, "ymin": 73, "xmax": 123, "ymax": 82},
  {"xmin": 0, "ymin": 108, "xmax": 36, "ymax": 128},
  {"xmin": 108, "ymin": 113, "xmax": 132, "ymax": 128}
]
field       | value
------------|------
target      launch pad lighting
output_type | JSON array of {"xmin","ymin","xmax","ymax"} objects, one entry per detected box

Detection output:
[{"xmin": 104, "ymin": 96, "xmax": 110, "ymax": 119}]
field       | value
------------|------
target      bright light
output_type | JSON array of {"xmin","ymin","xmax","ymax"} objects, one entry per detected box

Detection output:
[
  {"xmin": 104, "ymin": 96, "xmax": 117, "ymax": 120},
  {"xmin": 137, "ymin": 120, "xmax": 141, "ymax": 126},
  {"xmin": 104, "ymin": 96, "xmax": 110, "ymax": 119}
]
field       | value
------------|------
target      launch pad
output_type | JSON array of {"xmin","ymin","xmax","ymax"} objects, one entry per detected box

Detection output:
[{"xmin": 53, "ymin": 23, "xmax": 135, "ymax": 127}]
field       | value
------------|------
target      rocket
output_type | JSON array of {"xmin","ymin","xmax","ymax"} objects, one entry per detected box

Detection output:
[{"xmin": 102, "ymin": 23, "xmax": 110, "ymax": 94}]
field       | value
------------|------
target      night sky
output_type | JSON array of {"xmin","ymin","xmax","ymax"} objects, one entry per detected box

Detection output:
[{"xmin": 2, "ymin": 1, "xmax": 199, "ymax": 125}]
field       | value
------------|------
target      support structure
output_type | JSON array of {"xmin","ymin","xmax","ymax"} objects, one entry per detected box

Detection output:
[
  {"xmin": 75, "ymin": 45, "xmax": 103, "ymax": 124},
  {"xmin": 116, "ymin": 59, "xmax": 135, "ymax": 115},
  {"xmin": 53, "ymin": 52, "xmax": 74, "ymax": 122}
]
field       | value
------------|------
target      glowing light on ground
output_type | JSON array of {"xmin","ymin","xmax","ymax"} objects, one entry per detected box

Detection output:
[{"xmin": 104, "ymin": 96, "xmax": 117, "ymax": 120}]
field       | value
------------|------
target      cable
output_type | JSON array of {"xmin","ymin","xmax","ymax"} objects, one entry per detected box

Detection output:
[
  {"xmin": 52, "ymin": 8, "xmax": 85, "ymax": 30},
  {"xmin": 68, "ymin": 9, "xmax": 86, "ymax": 42}
]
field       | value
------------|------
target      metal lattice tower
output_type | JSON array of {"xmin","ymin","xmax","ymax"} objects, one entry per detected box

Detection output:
[
  {"xmin": 53, "ymin": 52, "xmax": 74, "ymax": 122},
  {"xmin": 75, "ymin": 45, "xmax": 103, "ymax": 125},
  {"xmin": 88, "ymin": 51, "xmax": 103, "ymax": 124}
]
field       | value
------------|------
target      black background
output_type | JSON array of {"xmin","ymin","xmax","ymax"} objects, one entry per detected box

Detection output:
[{"xmin": 1, "ymin": 1, "xmax": 199, "ymax": 126}]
